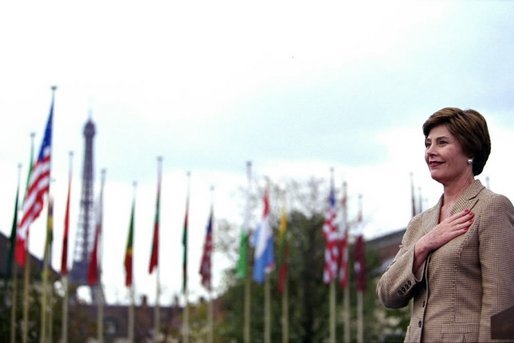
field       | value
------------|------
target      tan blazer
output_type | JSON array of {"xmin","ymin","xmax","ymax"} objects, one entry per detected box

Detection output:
[{"xmin": 377, "ymin": 180, "xmax": 514, "ymax": 342}]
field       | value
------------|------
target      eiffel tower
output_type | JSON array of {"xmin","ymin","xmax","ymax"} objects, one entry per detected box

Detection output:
[{"xmin": 70, "ymin": 116, "xmax": 96, "ymax": 288}]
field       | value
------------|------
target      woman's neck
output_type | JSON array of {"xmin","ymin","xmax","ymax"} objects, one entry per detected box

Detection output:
[{"xmin": 443, "ymin": 175, "xmax": 475, "ymax": 205}]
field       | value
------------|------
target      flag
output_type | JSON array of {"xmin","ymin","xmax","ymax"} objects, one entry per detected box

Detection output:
[
  {"xmin": 323, "ymin": 179, "xmax": 339, "ymax": 284},
  {"xmin": 237, "ymin": 229, "xmax": 249, "ymax": 279},
  {"xmin": 339, "ymin": 228, "xmax": 349, "ymax": 288},
  {"xmin": 182, "ymin": 193, "xmax": 189, "ymax": 293},
  {"xmin": 339, "ymin": 187, "xmax": 349, "ymax": 288},
  {"xmin": 149, "ymin": 159, "xmax": 162, "ymax": 274},
  {"xmin": 61, "ymin": 155, "xmax": 72, "ymax": 275},
  {"xmin": 253, "ymin": 186, "xmax": 274, "ymax": 284},
  {"xmin": 15, "ymin": 91, "xmax": 55, "ymax": 267},
  {"xmin": 237, "ymin": 162, "xmax": 251, "ymax": 279},
  {"xmin": 88, "ymin": 184, "xmax": 104, "ymax": 286},
  {"xmin": 354, "ymin": 235, "xmax": 366, "ymax": 292},
  {"xmin": 199, "ymin": 206, "xmax": 214, "ymax": 290},
  {"xmin": 277, "ymin": 208, "xmax": 288, "ymax": 294},
  {"xmin": 4, "ymin": 175, "xmax": 20, "ymax": 285},
  {"xmin": 124, "ymin": 194, "xmax": 135, "ymax": 287}
]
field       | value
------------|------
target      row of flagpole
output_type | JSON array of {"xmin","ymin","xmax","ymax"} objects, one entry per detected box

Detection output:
[
  {"xmin": 235, "ymin": 164, "xmax": 367, "ymax": 343},
  {"xmin": 3, "ymin": 88, "xmax": 217, "ymax": 342},
  {"xmin": 4, "ymin": 87, "xmax": 368, "ymax": 342}
]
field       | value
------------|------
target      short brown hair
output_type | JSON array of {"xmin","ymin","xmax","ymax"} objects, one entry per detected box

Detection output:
[{"xmin": 422, "ymin": 107, "xmax": 491, "ymax": 175}]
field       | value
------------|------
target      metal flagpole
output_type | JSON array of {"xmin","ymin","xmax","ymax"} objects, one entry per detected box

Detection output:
[
  {"xmin": 40, "ymin": 191, "xmax": 53, "ymax": 343},
  {"xmin": 61, "ymin": 275, "xmax": 68, "ymax": 343},
  {"xmin": 182, "ymin": 172, "xmax": 191, "ymax": 343},
  {"xmin": 10, "ymin": 264, "xmax": 18, "ymax": 343},
  {"xmin": 152, "ymin": 156, "xmax": 162, "ymax": 343},
  {"xmin": 281, "ymin": 190, "xmax": 289, "ymax": 343},
  {"xmin": 207, "ymin": 186, "xmax": 215, "ymax": 343},
  {"xmin": 10, "ymin": 164, "xmax": 22, "ymax": 343},
  {"xmin": 98, "ymin": 169, "xmax": 106, "ymax": 343},
  {"xmin": 265, "ymin": 274, "xmax": 271, "ymax": 343},
  {"xmin": 356, "ymin": 194, "xmax": 364, "ymax": 343},
  {"xmin": 328, "ymin": 168, "xmax": 336, "ymax": 343},
  {"xmin": 282, "ymin": 267, "xmax": 289, "ymax": 343},
  {"xmin": 343, "ymin": 181, "xmax": 350, "ymax": 343},
  {"xmin": 128, "ymin": 181, "xmax": 137, "ymax": 343},
  {"xmin": 154, "ymin": 266, "xmax": 160, "ymax": 343},
  {"xmin": 244, "ymin": 161, "xmax": 252, "ymax": 343},
  {"xmin": 153, "ymin": 157, "xmax": 162, "ymax": 343},
  {"xmin": 129, "ymin": 285, "xmax": 135, "ymax": 343},
  {"xmin": 330, "ymin": 278, "xmax": 336, "ymax": 342}
]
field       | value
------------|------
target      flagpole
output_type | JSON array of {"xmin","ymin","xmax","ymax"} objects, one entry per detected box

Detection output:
[
  {"xmin": 356, "ymin": 194, "xmax": 364, "ymax": 343},
  {"xmin": 40, "ymin": 191, "xmax": 54, "ymax": 343},
  {"xmin": 128, "ymin": 181, "xmax": 137, "ymax": 343},
  {"xmin": 10, "ymin": 263, "xmax": 18, "ymax": 343},
  {"xmin": 182, "ymin": 172, "xmax": 191, "ymax": 343},
  {"xmin": 207, "ymin": 185, "xmax": 214, "ymax": 343},
  {"xmin": 98, "ymin": 169, "xmax": 106, "ymax": 343},
  {"xmin": 129, "ymin": 285, "xmax": 135, "ymax": 343},
  {"xmin": 61, "ymin": 151, "xmax": 73, "ymax": 343},
  {"xmin": 280, "ymin": 190, "xmax": 289, "ymax": 343},
  {"xmin": 410, "ymin": 172, "xmax": 416, "ymax": 217},
  {"xmin": 61, "ymin": 275, "xmax": 68, "ymax": 343},
  {"xmin": 265, "ymin": 275, "xmax": 271, "ymax": 343},
  {"xmin": 342, "ymin": 181, "xmax": 350, "ymax": 343},
  {"xmin": 22, "ymin": 131, "xmax": 36, "ymax": 343},
  {"xmin": 10, "ymin": 163, "xmax": 22, "ymax": 343},
  {"xmin": 153, "ymin": 157, "xmax": 162, "ymax": 343},
  {"xmin": 330, "ymin": 280, "xmax": 336, "ymax": 342},
  {"xmin": 282, "ymin": 266, "xmax": 289, "ymax": 343},
  {"xmin": 244, "ymin": 161, "xmax": 252, "ymax": 343},
  {"xmin": 154, "ymin": 265, "xmax": 160, "ymax": 343},
  {"xmin": 328, "ymin": 168, "xmax": 336, "ymax": 343}
]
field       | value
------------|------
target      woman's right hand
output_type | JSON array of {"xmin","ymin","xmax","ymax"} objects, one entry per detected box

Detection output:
[{"xmin": 413, "ymin": 209, "xmax": 474, "ymax": 273}]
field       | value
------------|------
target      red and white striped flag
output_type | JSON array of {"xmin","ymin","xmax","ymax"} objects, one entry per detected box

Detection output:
[
  {"xmin": 323, "ymin": 180, "xmax": 339, "ymax": 284},
  {"xmin": 15, "ymin": 90, "xmax": 55, "ymax": 267},
  {"xmin": 339, "ymin": 184, "xmax": 349, "ymax": 288}
]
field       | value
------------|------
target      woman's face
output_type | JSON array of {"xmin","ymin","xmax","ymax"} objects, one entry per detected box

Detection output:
[{"xmin": 425, "ymin": 124, "xmax": 471, "ymax": 185}]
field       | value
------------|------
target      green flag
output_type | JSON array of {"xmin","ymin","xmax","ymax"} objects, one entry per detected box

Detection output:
[
  {"xmin": 4, "ymin": 178, "xmax": 20, "ymax": 286},
  {"xmin": 124, "ymin": 194, "xmax": 135, "ymax": 287},
  {"xmin": 237, "ymin": 230, "xmax": 249, "ymax": 278}
]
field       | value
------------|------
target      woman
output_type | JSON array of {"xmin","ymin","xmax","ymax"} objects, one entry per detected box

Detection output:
[{"xmin": 377, "ymin": 107, "xmax": 514, "ymax": 342}]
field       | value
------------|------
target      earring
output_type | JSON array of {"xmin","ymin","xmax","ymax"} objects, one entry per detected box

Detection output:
[{"xmin": 467, "ymin": 158, "xmax": 473, "ymax": 165}]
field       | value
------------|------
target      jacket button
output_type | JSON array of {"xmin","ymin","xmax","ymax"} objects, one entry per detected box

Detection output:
[{"xmin": 418, "ymin": 320, "xmax": 422, "ymax": 328}]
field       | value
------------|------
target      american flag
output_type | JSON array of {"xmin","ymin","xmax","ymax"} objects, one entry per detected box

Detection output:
[
  {"xmin": 199, "ymin": 207, "xmax": 213, "ymax": 290},
  {"xmin": 323, "ymin": 180, "xmax": 339, "ymax": 284},
  {"xmin": 15, "ymin": 91, "xmax": 55, "ymax": 267},
  {"xmin": 339, "ymin": 183, "xmax": 349, "ymax": 288}
]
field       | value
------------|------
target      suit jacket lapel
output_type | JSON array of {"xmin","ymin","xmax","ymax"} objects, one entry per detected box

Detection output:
[{"xmin": 451, "ymin": 179, "xmax": 485, "ymax": 215}]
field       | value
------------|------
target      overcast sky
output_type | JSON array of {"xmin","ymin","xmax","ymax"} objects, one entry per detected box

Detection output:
[{"xmin": 1, "ymin": 1, "xmax": 514, "ymax": 305}]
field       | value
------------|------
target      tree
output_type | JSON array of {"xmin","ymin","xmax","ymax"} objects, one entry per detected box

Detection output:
[{"xmin": 214, "ymin": 177, "xmax": 404, "ymax": 342}]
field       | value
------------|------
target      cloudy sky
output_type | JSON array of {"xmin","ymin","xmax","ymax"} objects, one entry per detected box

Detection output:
[{"xmin": 1, "ymin": 1, "xmax": 514, "ymax": 305}]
